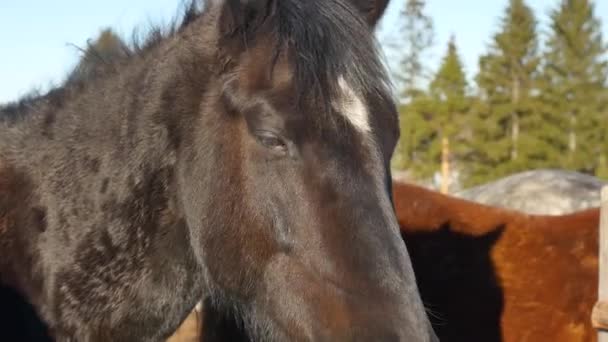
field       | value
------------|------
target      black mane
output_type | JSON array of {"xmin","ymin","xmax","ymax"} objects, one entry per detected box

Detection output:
[
  {"xmin": 264, "ymin": 0, "xmax": 391, "ymax": 107},
  {"xmin": 0, "ymin": 0, "xmax": 202, "ymax": 121},
  {"xmin": 1, "ymin": 0, "xmax": 391, "ymax": 122}
]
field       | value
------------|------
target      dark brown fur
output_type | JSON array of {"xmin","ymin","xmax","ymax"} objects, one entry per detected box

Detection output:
[{"xmin": 0, "ymin": 0, "xmax": 436, "ymax": 341}]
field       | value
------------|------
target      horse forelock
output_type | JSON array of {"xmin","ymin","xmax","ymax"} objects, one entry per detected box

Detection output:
[
  {"xmin": 216, "ymin": 0, "xmax": 394, "ymax": 141},
  {"xmin": 270, "ymin": 0, "xmax": 393, "ymax": 131}
]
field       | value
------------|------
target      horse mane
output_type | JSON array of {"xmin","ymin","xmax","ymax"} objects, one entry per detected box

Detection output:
[
  {"xmin": 257, "ymin": 0, "xmax": 393, "ymax": 109},
  {"xmin": 0, "ymin": 1, "xmax": 202, "ymax": 122},
  {"xmin": 1, "ymin": 0, "xmax": 393, "ymax": 126}
]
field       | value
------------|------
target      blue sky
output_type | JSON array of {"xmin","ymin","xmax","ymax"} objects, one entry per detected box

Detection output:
[{"xmin": 1, "ymin": 1, "xmax": 607, "ymax": 103}]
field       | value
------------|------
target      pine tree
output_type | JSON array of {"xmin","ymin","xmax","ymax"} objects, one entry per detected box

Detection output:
[
  {"xmin": 390, "ymin": 0, "xmax": 434, "ymax": 170},
  {"xmin": 431, "ymin": 36, "xmax": 469, "ymax": 193},
  {"xmin": 393, "ymin": 0, "xmax": 434, "ymax": 100},
  {"xmin": 407, "ymin": 36, "xmax": 469, "ymax": 192},
  {"xmin": 541, "ymin": 0, "xmax": 608, "ymax": 175},
  {"xmin": 465, "ymin": 0, "xmax": 544, "ymax": 186},
  {"xmin": 397, "ymin": 95, "xmax": 437, "ymax": 176}
]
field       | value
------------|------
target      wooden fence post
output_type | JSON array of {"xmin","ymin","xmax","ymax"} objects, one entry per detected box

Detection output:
[{"xmin": 593, "ymin": 186, "xmax": 608, "ymax": 341}]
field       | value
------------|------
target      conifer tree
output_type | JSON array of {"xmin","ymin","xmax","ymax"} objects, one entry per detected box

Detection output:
[
  {"xmin": 432, "ymin": 36, "xmax": 469, "ymax": 192},
  {"xmin": 390, "ymin": 0, "xmax": 435, "ymax": 171},
  {"xmin": 465, "ymin": 0, "xmax": 544, "ymax": 186},
  {"xmin": 393, "ymin": 0, "xmax": 434, "ymax": 101},
  {"xmin": 412, "ymin": 36, "xmax": 469, "ymax": 192},
  {"xmin": 397, "ymin": 95, "xmax": 438, "ymax": 176},
  {"xmin": 541, "ymin": 0, "xmax": 608, "ymax": 175}
]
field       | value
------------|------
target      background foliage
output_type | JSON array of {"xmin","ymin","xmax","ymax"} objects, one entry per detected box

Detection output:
[{"xmin": 389, "ymin": 0, "xmax": 608, "ymax": 190}]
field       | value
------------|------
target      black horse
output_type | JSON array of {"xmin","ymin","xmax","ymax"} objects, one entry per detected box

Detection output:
[{"xmin": 0, "ymin": 0, "xmax": 437, "ymax": 340}]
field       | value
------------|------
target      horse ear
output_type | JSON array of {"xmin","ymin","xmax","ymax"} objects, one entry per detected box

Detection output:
[
  {"xmin": 219, "ymin": 0, "xmax": 275, "ymax": 39},
  {"xmin": 347, "ymin": 0, "xmax": 390, "ymax": 28}
]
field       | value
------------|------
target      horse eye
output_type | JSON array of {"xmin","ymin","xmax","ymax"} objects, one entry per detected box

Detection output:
[{"xmin": 256, "ymin": 131, "xmax": 287, "ymax": 153}]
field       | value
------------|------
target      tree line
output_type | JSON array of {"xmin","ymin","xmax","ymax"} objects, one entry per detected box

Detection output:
[{"xmin": 389, "ymin": 0, "xmax": 608, "ymax": 192}]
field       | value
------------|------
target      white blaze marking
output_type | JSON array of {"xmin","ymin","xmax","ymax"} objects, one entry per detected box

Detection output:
[{"xmin": 337, "ymin": 77, "xmax": 371, "ymax": 133}]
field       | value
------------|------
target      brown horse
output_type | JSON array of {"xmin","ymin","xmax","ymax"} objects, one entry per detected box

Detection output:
[
  {"xmin": 395, "ymin": 182, "xmax": 599, "ymax": 342},
  {"xmin": 0, "ymin": 0, "xmax": 437, "ymax": 341}
]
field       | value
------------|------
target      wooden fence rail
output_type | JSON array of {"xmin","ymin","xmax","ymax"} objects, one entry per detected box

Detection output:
[{"xmin": 593, "ymin": 186, "xmax": 608, "ymax": 341}]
